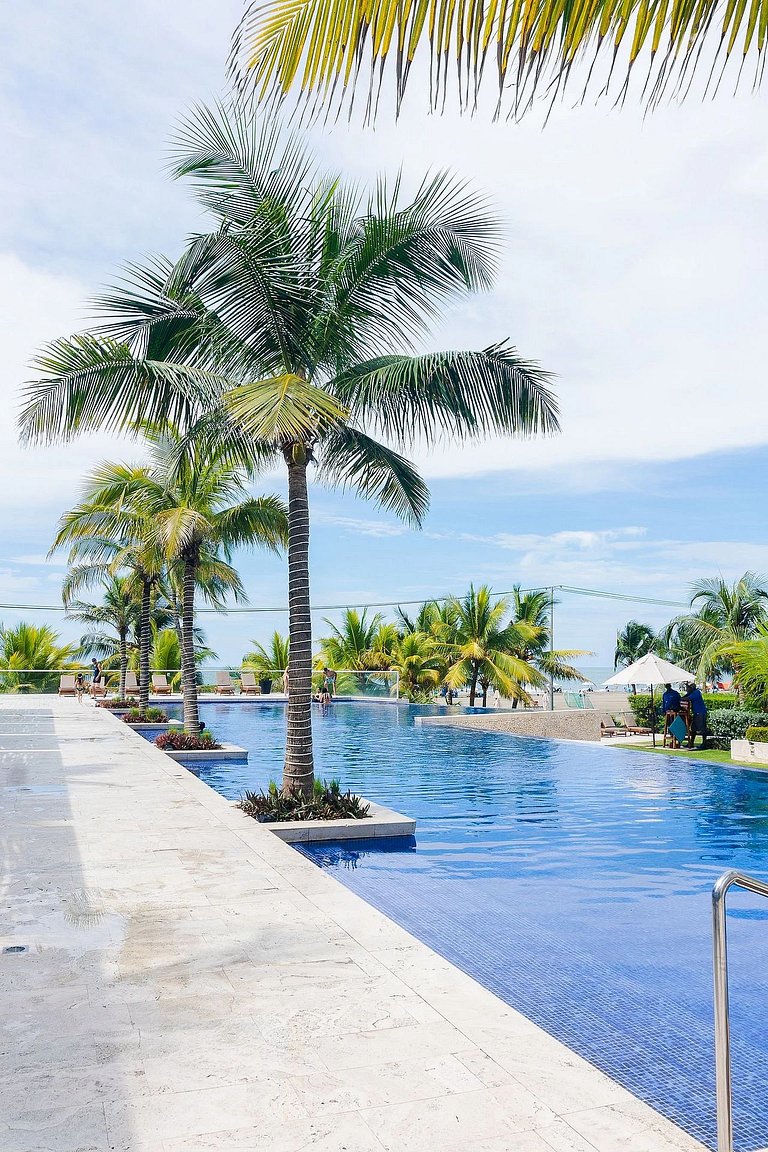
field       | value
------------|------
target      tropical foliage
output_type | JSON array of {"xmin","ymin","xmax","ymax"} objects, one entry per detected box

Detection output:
[
  {"xmin": 20, "ymin": 101, "xmax": 558, "ymax": 793},
  {"xmin": 663, "ymin": 574, "xmax": 768, "ymax": 690},
  {"xmin": 0, "ymin": 622, "xmax": 79, "ymax": 692},
  {"xmin": 244, "ymin": 631, "xmax": 290, "ymax": 677},
  {"xmin": 233, "ymin": 0, "xmax": 760, "ymax": 121}
]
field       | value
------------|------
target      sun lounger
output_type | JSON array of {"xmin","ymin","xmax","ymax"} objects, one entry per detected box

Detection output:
[
  {"xmin": 626, "ymin": 724, "xmax": 652, "ymax": 735},
  {"xmin": 240, "ymin": 671, "xmax": 260, "ymax": 695},
  {"xmin": 214, "ymin": 670, "xmax": 235, "ymax": 695},
  {"xmin": 124, "ymin": 672, "xmax": 139, "ymax": 694},
  {"xmin": 151, "ymin": 673, "xmax": 172, "ymax": 695},
  {"xmin": 601, "ymin": 715, "xmax": 629, "ymax": 737},
  {"xmin": 58, "ymin": 674, "xmax": 77, "ymax": 696}
]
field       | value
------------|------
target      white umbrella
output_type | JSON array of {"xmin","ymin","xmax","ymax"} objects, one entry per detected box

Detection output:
[{"xmin": 605, "ymin": 654, "xmax": 693, "ymax": 745}]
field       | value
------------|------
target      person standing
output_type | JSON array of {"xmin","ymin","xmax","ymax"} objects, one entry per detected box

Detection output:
[
  {"xmin": 89, "ymin": 658, "xmax": 102, "ymax": 699},
  {"xmin": 683, "ymin": 682, "xmax": 708, "ymax": 749},
  {"xmin": 661, "ymin": 682, "xmax": 682, "ymax": 748}
]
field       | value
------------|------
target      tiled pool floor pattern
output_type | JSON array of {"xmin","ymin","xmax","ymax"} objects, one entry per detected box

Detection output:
[{"xmin": 190, "ymin": 702, "xmax": 768, "ymax": 1152}]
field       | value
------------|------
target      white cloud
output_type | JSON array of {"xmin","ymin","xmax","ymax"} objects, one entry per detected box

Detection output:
[{"xmin": 314, "ymin": 513, "xmax": 409, "ymax": 538}]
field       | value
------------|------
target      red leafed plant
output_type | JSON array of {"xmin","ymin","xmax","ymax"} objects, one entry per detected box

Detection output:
[{"xmin": 155, "ymin": 730, "xmax": 222, "ymax": 751}]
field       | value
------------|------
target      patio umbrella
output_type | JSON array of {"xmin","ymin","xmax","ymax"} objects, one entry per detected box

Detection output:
[{"xmin": 604, "ymin": 654, "xmax": 693, "ymax": 746}]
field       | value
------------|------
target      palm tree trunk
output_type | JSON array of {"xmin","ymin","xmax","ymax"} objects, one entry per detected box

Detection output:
[
  {"xmin": 482, "ymin": 682, "xmax": 488, "ymax": 707},
  {"xmin": 283, "ymin": 456, "xmax": 314, "ymax": 796},
  {"xmin": 469, "ymin": 661, "xmax": 479, "ymax": 707},
  {"xmin": 119, "ymin": 628, "xmax": 128, "ymax": 699},
  {"xmin": 181, "ymin": 558, "xmax": 200, "ymax": 734},
  {"xmin": 139, "ymin": 580, "xmax": 151, "ymax": 711}
]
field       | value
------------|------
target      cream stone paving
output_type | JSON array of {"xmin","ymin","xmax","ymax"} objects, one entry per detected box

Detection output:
[{"xmin": 0, "ymin": 697, "xmax": 709, "ymax": 1152}]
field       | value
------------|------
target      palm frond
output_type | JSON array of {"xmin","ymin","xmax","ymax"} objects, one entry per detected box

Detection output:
[
  {"xmin": 20, "ymin": 335, "xmax": 225, "ymax": 444},
  {"xmin": 317, "ymin": 425, "xmax": 430, "ymax": 526},
  {"xmin": 330, "ymin": 344, "xmax": 558, "ymax": 447},
  {"xmin": 234, "ymin": 0, "xmax": 766, "ymax": 120},
  {"xmin": 225, "ymin": 374, "xmax": 347, "ymax": 443}
]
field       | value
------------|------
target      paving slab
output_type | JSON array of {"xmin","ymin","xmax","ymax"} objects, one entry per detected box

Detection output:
[{"xmin": 0, "ymin": 697, "xmax": 706, "ymax": 1152}]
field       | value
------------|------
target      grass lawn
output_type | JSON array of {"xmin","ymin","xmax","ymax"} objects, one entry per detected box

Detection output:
[{"xmin": 615, "ymin": 742, "xmax": 765, "ymax": 770}]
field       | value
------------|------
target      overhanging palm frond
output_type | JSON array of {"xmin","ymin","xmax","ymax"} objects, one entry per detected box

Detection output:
[
  {"xmin": 317, "ymin": 425, "xmax": 430, "ymax": 526},
  {"xmin": 225, "ymin": 374, "xmax": 347, "ymax": 443},
  {"xmin": 331, "ymin": 345, "xmax": 559, "ymax": 446},
  {"xmin": 213, "ymin": 495, "xmax": 289, "ymax": 552},
  {"xmin": 234, "ymin": 0, "xmax": 766, "ymax": 121},
  {"xmin": 20, "ymin": 335, "xmax": 225, "ymax": 444}
]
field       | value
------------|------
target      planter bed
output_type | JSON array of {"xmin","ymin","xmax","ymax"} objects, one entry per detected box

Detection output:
[
  {"xmin": 261, "ymin": 798, "xmax": 415, "ymax": 843},
  {"xmin": 163, "ymin": 743, "xmax": 248, "ymax": 763},
  {"xmin": 126, "ymin": 722, "xmax": 170, "ymax": 732}
]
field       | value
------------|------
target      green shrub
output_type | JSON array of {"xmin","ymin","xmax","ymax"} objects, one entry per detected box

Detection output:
[
  {"xmin": 239, "ymin": 778, "xmax": 370, "ymax": 823},
  {"xmin": 155, "ymin": 730, "xmax": 221, "ymax": 751},
  {"xmin": 745, "ymin": 727, "xmax": 768, "ymax": 743},
  {"xmin": 708, "ymin": 710, "xmax": 768, "ymax": 749},
  {"xmin": 99, "ymin": 697, "xmax": 138, "ymax": 709},
  {"xmin": 123, "ymin": 707, "xmax": 168, "ymax": 723}
]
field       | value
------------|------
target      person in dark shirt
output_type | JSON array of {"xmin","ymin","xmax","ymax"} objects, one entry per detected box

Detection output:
[
  {"xmin": 661, "ymin": 683, "xmax": 681, "ymax": 714},
  {"xmin": 683, "ymin": 682, "xmax": 708, "ymax": 749}
]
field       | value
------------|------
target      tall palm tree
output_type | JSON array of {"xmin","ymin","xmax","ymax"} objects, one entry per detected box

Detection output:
[
  {"xmin": 54, "ymin": 519, "xmax": 166, "ymax": 712},
  {"xmin": 65, "ymin": 576, "xmax": 137, "ymax": 698},
  {"xmin": 19, "ymin": 103, "xmax": 557, "ymax": 793},
  {"xmin": 443, "ymin": 584, "xmax": 545, "ymax": 706},
  {"xmin": 665, "ymin": 573, "xmax": 768, "ymax": 690},
  {"xmin": 233, "ymin": 0, "xmax": 761, "ymax": 119},
  {"xmin": 722, "ymin": 623, "xmax": 768, "ymax": 707},
  {"xmin": 510, "ymin": 585, "xmax": 587, "ymax": 691},
  {"xmin": 0, "ymin": 622, "xmax": 79, "ymax": 693}
]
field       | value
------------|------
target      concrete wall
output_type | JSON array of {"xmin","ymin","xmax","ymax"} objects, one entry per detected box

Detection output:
[
  {"xmin": 731, "ymin": 739, "xmax": 768, "ymax": 766},
  {"xmin": 419, "ymin": 708, "xmax": 604, "ymax": 742}
]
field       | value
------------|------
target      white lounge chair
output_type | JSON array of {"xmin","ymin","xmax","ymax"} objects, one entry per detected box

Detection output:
[
  {"xmin": 214, "ymin": 670, "xmax": 235, "ymax": 695},
  {"xmin": 58, "ymin": 674, "xmax": 77, "ymax": 696},
  {"xmin": 151, "ymin": 673, "xmax": 172, "ymax": 695},
  {"xmin": 124, "ymin": 671, "xmax": 139, "ymax": 694},
  {"xmin": 240, "ymin": 671, "xmax": 260, "ymax": 695}
]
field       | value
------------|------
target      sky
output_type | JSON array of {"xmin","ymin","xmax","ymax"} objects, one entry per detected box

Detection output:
[{"xmin": 1, "ymin": 1, "xmax": 767, "ymax": 671}]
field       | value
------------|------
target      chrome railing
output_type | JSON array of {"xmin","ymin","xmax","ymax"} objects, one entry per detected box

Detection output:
[{"xmin": 712, "ymin": 869, "xmax": 768, "ymax": 1152}]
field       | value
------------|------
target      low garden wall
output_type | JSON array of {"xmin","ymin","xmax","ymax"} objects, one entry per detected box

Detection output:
[{"xmin": 419, "ymin": 708, "xmax": 605, "ymax": 742}]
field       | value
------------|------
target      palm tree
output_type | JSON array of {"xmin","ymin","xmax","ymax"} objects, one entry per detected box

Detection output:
[
  {"xmin": 243, "ymin": 631, "xmax": 290, "ymax": 677},
  {"xmin": 19, "ymin": 103, "xmax": 558, "ymax": 793},
  {"xmin": 54, "ymin": 517, "xmax": 167, "ymax": 712},
  {"xmin": 443, "ymin": 584, "xmax": 545, "ymax": 706},
  {"xmin": 665, "ymin": 573, "xmax": 768, "ymax": 691},
  {"xmin": 65, "ymin": 576, "xmax": 137, "ymax": 697},
  {"xmin": 0, "ymin": 622, "xmax": 79, "ymax": 693},
  {"xmin": 614, "ymin": 621, "xmax": 659, "ymax": 692},
  {"xmin": 233, "ymin": 0, "xmax": 760, "ymax": 119},
  {"xmin": 151, "ymin": 626, "xmax": 217, "ymax": 690},
  {"xmin": 67, "ymin": 432, "xmax": 287, "ymax": 733},
  {"xmin": 388, "ymin": 631, "xmax": 446, "ymax": 701},
  {"xmin": 318, "ymin": 609, "xmax": 389, "ymax": 671},
  {"xmin": 722, "ymin": 624, "xmax": 768, "ymax": 707},
  {"xmin": 510, "ymin": 585, "xmax": 587, "ymax": 693}
]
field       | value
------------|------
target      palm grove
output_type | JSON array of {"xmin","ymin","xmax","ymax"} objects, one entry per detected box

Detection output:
[{"xmin": 19, "ymin": 103, "xmax": 558, "ymax": 795}]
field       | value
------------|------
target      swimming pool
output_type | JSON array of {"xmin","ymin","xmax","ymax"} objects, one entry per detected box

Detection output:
[{"xmin": 188, "ymin": 701, "xmax": 768, "ymax": 1150}]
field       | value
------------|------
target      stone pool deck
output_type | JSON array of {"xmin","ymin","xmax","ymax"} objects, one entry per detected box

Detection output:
[{"xmin": 1, "ymin": 697, "xmax": 706, "ymax": 1152}]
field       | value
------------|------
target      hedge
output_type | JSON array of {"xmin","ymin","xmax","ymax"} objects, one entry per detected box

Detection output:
[
  {"xmin": 628, "ymin": 692, "xmax": 738, "ymax": 727},
  {"xmin": 708, "ymin": 710, "xmax": 768, "ymax": 749},
  {"xmin": 745, "ymin": 727, "xmax": 768, "ymax": 743}
]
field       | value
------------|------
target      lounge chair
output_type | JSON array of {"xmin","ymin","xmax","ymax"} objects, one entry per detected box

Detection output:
[
  {"xmin": 240, "ymin": 671, "xmax": 260, "ymax": 695},
  {"xmin": 124, "ymin": 672, "xmax": 139, "ymax": 694},
  {"xmin": 151, "ymin": 673, "xmax": 172, "ymax": 695},
  {"xmin": 214, "ymin": 670, "xmax": 235, "ymax": 695},
  {"xmin": 601, "ymin": 715, "xmax": 629, "ymax": 738},
  {"xmin": 58, "ymin": 674, "xmax": 77, "ymax": 696}
]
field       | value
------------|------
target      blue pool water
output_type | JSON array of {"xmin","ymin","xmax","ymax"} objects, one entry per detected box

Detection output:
[{"xmin": 186, "ymin": 701, "xmax": 768, "ymax": 1149}]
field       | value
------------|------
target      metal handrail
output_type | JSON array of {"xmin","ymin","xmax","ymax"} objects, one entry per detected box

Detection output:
[{"xmin": 712, "ymin": 869, "xmax": 768, "ymax": 1152}]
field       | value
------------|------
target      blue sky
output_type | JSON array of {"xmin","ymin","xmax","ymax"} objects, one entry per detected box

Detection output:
[{"xmin": 2, "ymin": 1, "xmax": 767, "ymax": 670}]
